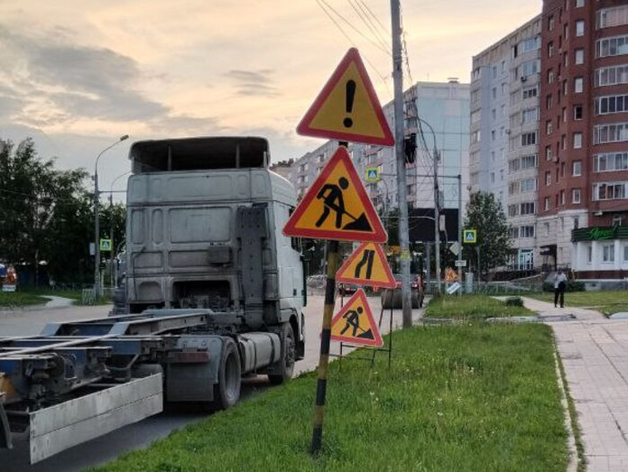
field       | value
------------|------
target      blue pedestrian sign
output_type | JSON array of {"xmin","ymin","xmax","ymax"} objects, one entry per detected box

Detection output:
[
  {"xmin": 365, "ymin": 167, "xmax": 380, "ymax": 182},
  {"xmin": 463, "ymin": 229, "xmax": 477, "ymax": 244}
]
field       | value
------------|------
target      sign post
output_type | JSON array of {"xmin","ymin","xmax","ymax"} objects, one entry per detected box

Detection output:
[{"xmin": 289, "ymin": 47, "xmax": 394, "ymax": 456}]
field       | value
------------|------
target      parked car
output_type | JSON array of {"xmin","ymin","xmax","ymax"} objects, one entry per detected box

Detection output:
[
  {"xmin": 381, "ymin": 274, "xmax": 424, "ymax": 309},
  {"xmin": 338, "ymin": 283, "xmax": 359, "ymax": 296}
]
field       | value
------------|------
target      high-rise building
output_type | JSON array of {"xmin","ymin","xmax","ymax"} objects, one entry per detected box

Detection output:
[
  {"xmin": 539, "ymin": 0, "xmax": 628, "ymax": 281},
  {"xmin": 470, "ymin": 16, "xmax": 542, "ymax": 271}
]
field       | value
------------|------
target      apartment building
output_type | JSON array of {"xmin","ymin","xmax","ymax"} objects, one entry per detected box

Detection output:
[
  {"xmin": 470, "ymin": 16, "xmax": 543, "ymax": 271},
  {"xmin": 539, "ymin": 0, "xmax": 628, "ymax": 281}
]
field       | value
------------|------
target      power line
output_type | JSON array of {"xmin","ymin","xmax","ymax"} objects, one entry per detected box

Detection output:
[
  {"xmin": 346, "ymin": 0, "xmax": 391, "ymax": 53},
  {"xmin": 357, "ymin": 0, "xmax": 390, "ymax": 38}
]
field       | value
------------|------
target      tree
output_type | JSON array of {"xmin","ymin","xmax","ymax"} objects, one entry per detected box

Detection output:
[
  {"xmin": 462, "ymin": 192, "xmax": 511, "ymax": 279},
  {"xmin": 0, "ymin": 138, "xmax": 97, "ymax": 284}
]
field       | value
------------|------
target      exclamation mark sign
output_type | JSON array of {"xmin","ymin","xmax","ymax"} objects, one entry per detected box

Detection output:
[{"xmin": 343, "ymin": 80, "xmax": 356, "ymax": 128}]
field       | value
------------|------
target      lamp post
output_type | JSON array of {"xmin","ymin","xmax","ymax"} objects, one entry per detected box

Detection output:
[{"xmin": 94, "ymin": 135, "xmax": 129, "ymax": 298}]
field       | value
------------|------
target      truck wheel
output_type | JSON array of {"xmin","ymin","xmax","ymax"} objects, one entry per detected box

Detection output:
[
  {"xmin": 213, "ymin": 338, "xmax": 241, "ymax": 410},
  {"xmin": 269, "ymin": 323, "xmax": 295, "ymax": 385}
]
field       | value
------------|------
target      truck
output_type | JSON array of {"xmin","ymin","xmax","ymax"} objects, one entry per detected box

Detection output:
[{"xmin": 0, "ymin": 136, "xmax": 306, "ymax": 463}]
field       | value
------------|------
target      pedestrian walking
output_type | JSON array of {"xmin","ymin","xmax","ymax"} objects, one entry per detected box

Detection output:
[{"xmin": 554, "ymin": 270, "xmax": 568, "ymax": 308}]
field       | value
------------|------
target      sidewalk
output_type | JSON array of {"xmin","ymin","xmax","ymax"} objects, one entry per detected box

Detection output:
[{"xmin": 522, "ymin": 297, "xmax": 628, "ymax": 471}]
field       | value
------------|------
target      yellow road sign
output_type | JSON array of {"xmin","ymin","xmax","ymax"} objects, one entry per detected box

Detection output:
[
  {"xmin": 296, "ymin": 48, "xmax": 394, "ymax": 146},
  {"xmin": 336, "ymin": 242, "xmax": 395, "ymax": 289},
  {"xmin": 330, "ymin": 289, "xmax": 383, "ymax": 347},
  {"xmin": 283, "ymin": 147, "xmax": 387, "ymax": 242}
]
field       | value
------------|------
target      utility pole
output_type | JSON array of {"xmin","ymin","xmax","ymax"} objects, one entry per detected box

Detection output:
[
  {"xmin": 434, "ymin": 150, "xmax": 442, "ymax": 294},
  {"xmin": 390, "ymin": 0, "xmax": 412, "ymax": 328}
]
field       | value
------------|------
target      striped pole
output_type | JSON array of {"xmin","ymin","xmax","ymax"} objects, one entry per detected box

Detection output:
[{"xmin": 311, "ymin": 239, "xmax": 339, "ymax": 454}]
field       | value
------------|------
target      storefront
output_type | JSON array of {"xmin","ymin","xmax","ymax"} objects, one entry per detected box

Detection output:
[{"xmin": 572, "ymin": 225, "xmax": 628, "ymax": 282}]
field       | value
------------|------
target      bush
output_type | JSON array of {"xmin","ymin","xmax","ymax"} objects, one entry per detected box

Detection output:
[
  {"xmin": 542, "ymin": 280, "xmax": 586, "ymax": 292},
  {"xmin": 505, "ymin": 296, "xmax": 524, "ymax": 307}
]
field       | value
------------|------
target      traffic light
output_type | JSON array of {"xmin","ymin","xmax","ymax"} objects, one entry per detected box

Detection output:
[{"xmin": 404, "ymin": 133, "xmax": 417, "ymax": 164}]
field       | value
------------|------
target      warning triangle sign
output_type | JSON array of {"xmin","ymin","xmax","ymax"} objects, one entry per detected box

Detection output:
[
  {"xmin": 337, "ymin": 243, "xmax": 395, "ymax": 289},
  {"xmin": 297, "ymin": 48, "xmax": 394, "ymax": 146},
  {"xmin": 283, "ymin": 147, "xmax": 387, "ymax": 242},
  {"xmin": 330, "ymin": 289, "xmax": 383, "ymax": 347}
]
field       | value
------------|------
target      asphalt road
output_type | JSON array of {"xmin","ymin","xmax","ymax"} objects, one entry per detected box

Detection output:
[{"xmin": 1, "ymin": 294, "xmax": 424, "ymax": 472}]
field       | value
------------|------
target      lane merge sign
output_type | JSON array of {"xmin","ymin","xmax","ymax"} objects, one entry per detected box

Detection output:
[
  {"xmin": 283, "ymin": 146, "xmax": 387, "ymax": 242},
  {"xmin": 296, "ymin": 48, "xmax": 394, "ymax": 146},
  {"xmin": 330, "ymin": 289, "xmax": 383, "ymax": 347},
  {"xmin": 336, "ymin": 242, "xmax": 395, "ymax": 289},
  {"xmin": 463, "ymin": 229, "xmax": 477, "ymax": 244}
]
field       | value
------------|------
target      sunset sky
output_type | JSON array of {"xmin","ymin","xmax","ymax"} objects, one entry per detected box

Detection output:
[{"xmin": 0, "ymin": 0, "xmax": 541, "ymax": 193}]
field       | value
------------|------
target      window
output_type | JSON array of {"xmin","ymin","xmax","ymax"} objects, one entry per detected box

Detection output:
[
  {"xmin": 595, "ymin": 64, "xmax": 628, "ymax": 86},
  {"xmin": 546, "ymin": 94, "xmax": 553, "ymax": 109},
  {"xmin": 520, "ymin": 36, "xmax": 541, "ymax": 53},
  {"xmin": 520, "ymin": 226, "xmax": 535, "ymax": 238},
  {"xmin": 624, "ymin": 245, "xmax": 628, "ymax": 262},
  {"xmin": 545, "ymin": 145, "xmax": 553, "ymax": 161},
  {"xmin": 518, "ymin": 59, "xmax": 540, "ymax": 78},
  {"xmin": 523, "ymin": 86, "xmax": 538, "ymax": 99},
  {"xmin": 597, "ymin": 6, "xmax": 628, "ymax": 29},
  {"xmin": 594, "ymin": 152, "xmax": 628, "ymax": 172},
  {"xmin": 548, "ymin": 16, "xmax": 555, "ymax": 31},
  {"xmin": 596, "ymin": 35, "xmax": 628, "ymax": 58},
  {"xmin": 490, "ymin": 172, "xmax": 495, "ymax": 183},
  {"xmin": 521, "ymin": 178, "xmax": 536, "ymax": 192},
  {"xmin": 613, "ymin": 214, "xmax": 625, "ymax": 226},
  {"xmin": 575, "ymin": 77, "xmax": 584, "ymax": 93},
  {"xmin": 575, "ymin": 48, "xmax": 585, "ymax": 64},
  {"xmin": 575, "ymin": 0, "xmax": 584, "ymax": 7},
  {"xmin": 471, "ymin": 130, "xmax": 481, "ymax": 144},
  {"xmin": 573, "ymin": 160, "xmax": 582, "ymax": 176},
  {"xmin": 573, "ymin": 133, "xmax": 583, "ymax": 149},
  {"xmin": 521, "ymin": 132, "xmax": 537, "ymax": 146},
  {"xmin": 509, "ymin": 181, "xmax": 520, "ymax": 195},
  {"xmin": 492, "ymin": 66, "xmax": 497, "ymax": 79},
  {"xmin": 545, "ymin": 171, "xmax": 552, "ymax": 186},
  {"xmin": 491, "ymin": 130, "xmax": 496, "ymax": 141},
  {"xmin": 546, "ymin": 120, "xmax": 553, "ymax": 135},
  {"xmin": 595, "ymin": 94, "xmax": 628, "ymax": 115},
  {"xmin": 545, "ymin": 197, "xmax": 551, "ymax": 210},
  {"xmin": 594, "ymin": 123, "xmax": 628, "ymax": 144},
  {"xmin": 522, "ymin": 108, "xmax": 539, "ymax": 123},
  {"xmin": 603, "ymin": 244, "xmax": 615, "ymax": 262},
  {"xmin": 491, "ymin": 109, "xmax": 496, "ymax": 120},
  {"xmin": 520, "ymin": 202, "xmax": 536, "ymax": 215},
  {"xmin": 510, "ymin": 227, "xmax": 520, "ymax": 239},
  {"xmin": 572, "ymin": 188, "xmax": 581, "ymax": 203},
  {"xmin": 574, "ymin": 105, "xmax": 583, "ymax": 120},
  {"xmin": 594, "ymin": 182, "xmax": 628, "ymax": 200},
  {"xmin": 560, "ymin": 190, "xmax": 565, "ymax": 205},
  {"xmin": 576, "ymin": 20, "xmax": 585, "ymax": 37},
  {"xmin": 509, "ymin": 158, "xmax": 520, "ymax": 173},
  {"xmin": 492, "ymin": 87, "xmax": 497, "ymax": 99},
  {"xmin": 548, "ymin": 42, "xmax": 554, "ymax": 57},
  {"xmin": 508, "ymin": 205, "xmax": 518, "ymax": 217},
  {"xmin": 521, "ymin": 154, "xmax": 537, "ymax": 169}
]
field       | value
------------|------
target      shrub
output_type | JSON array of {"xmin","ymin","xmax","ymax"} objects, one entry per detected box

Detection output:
[
  {"xmin": 543, "ymin": 280, "xmax": 586, "ymax": 292},
  {"xmin": 505, "ymin": 296, "xmax": 524, "ymax": 307}
]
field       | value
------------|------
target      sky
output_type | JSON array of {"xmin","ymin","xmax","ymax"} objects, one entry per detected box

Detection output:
[{"xmin": 0, "ymin": 0, "xmax": 541, "ymax": 197}]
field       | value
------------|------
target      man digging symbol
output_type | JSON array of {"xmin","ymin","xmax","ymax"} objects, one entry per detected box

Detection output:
[
  {"xmin": 315, "ymin": 177, "xmax": 373, "ymax": 232},
  {"xmin": 340, "ymin": 306, "xmax": 374, "ymax": 340}
]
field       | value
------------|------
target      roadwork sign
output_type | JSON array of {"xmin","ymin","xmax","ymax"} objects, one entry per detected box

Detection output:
[
  {"xmin": 296, "ymin": 48, "xmax": 395, "ymax": 146},
  {"xmin": 463, "ymin": 229, "xmax": 477, "ymax": 244},
  {"xmin": 330, "ymin": 289, "xmax": 383, "ymax": 347},
  {"xmin": 99, "ymin": 239, "xmax": 112, "ymax": 251},
  {"xmin": 336, "ymin": 242, "xmax": 395, "ymax": 289},
  {"xmin": 283, "ymin": 147, "xmax": 387, "ymax": 242}
]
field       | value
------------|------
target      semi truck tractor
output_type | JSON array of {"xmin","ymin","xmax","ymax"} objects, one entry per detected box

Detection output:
[{"xmin": 0, "ymin": 136, "xmax": 306, "ymax": 463}]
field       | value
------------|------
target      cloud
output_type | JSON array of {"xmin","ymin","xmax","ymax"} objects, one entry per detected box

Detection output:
[
  {"xmin": 224, "ymin": 69, "xmax": 280, "ymax": 97},
  {"xmin": 0, "ymin": 25, "xmax": 166, "ymax": 123}
]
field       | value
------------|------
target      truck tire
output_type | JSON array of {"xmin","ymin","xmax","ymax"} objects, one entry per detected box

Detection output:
[
  {"xmin": 269, "ymin": 322, "xmax": 295, "ymax": 385},
  {"xmin": 213, "ymin": 338, "xmax": 241, "ymax": 410}
]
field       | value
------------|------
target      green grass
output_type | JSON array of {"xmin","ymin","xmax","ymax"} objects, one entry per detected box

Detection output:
[
  {"xmin": 527, "ymin": 290, "xmax": 628, "ymax": 315},
  {"xmin": 88, "ymin": 323, "xmax": 567, "ymax": 472},
  {"xmin": 0, "ymin": 291, "xmax": 48, "ymax": 308},
  {"xmin": 424, "ymin": 294, "xmax": 534, "ymax": 320}
]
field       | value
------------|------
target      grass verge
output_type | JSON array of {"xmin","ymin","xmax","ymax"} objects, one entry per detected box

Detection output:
[
  {"xmin": 0, "ymin": 291, "xmax": 48, "ymax": 308},
  {"xmin": 88, "ymin": 323, "xmax": 567, "ymax": 472},
  {"xmin": 424, "ymin": 294, "xmax": 534, "ymax": 320},
  {"xmin": 526, "ymin": 290, "xmax": 628, "ymax": 315}
]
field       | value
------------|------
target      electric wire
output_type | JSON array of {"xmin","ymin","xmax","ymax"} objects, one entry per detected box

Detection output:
[{"xmin": 347, "ymin": 0, "xmax": 391, "ymax": 53}]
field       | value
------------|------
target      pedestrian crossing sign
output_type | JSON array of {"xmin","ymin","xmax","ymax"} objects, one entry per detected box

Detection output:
[
  {"xmin": 283, "ymin": 146, "xmax": 387, "ymax": 242},
  {"xmin": 463, "ymin": 229, "xmax": 477, "ymax": 244},
  {"xmin": 365, "ymin": 167, "xmax": 380, "ymax": 182},
  {"xmin": 99, "ymin": 239, "xmax": 112, "ymax": 251},
  {"xmin": 336, "ymin": 242, "xmax": 395, "ymax": 288},
  {"xmin": 330, "ymin": 289, "xmax": 383, "ymax": 347}
]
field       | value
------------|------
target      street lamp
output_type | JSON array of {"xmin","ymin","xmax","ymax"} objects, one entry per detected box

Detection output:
[{"xmin": 94, "ymin": 135, "xmax": 129, "ymax": 298}]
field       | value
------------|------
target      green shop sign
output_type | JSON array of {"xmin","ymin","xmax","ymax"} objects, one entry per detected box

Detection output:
[{"xmin": 572, "ymin": 225, "xmax": 627, "ymax": 242}]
